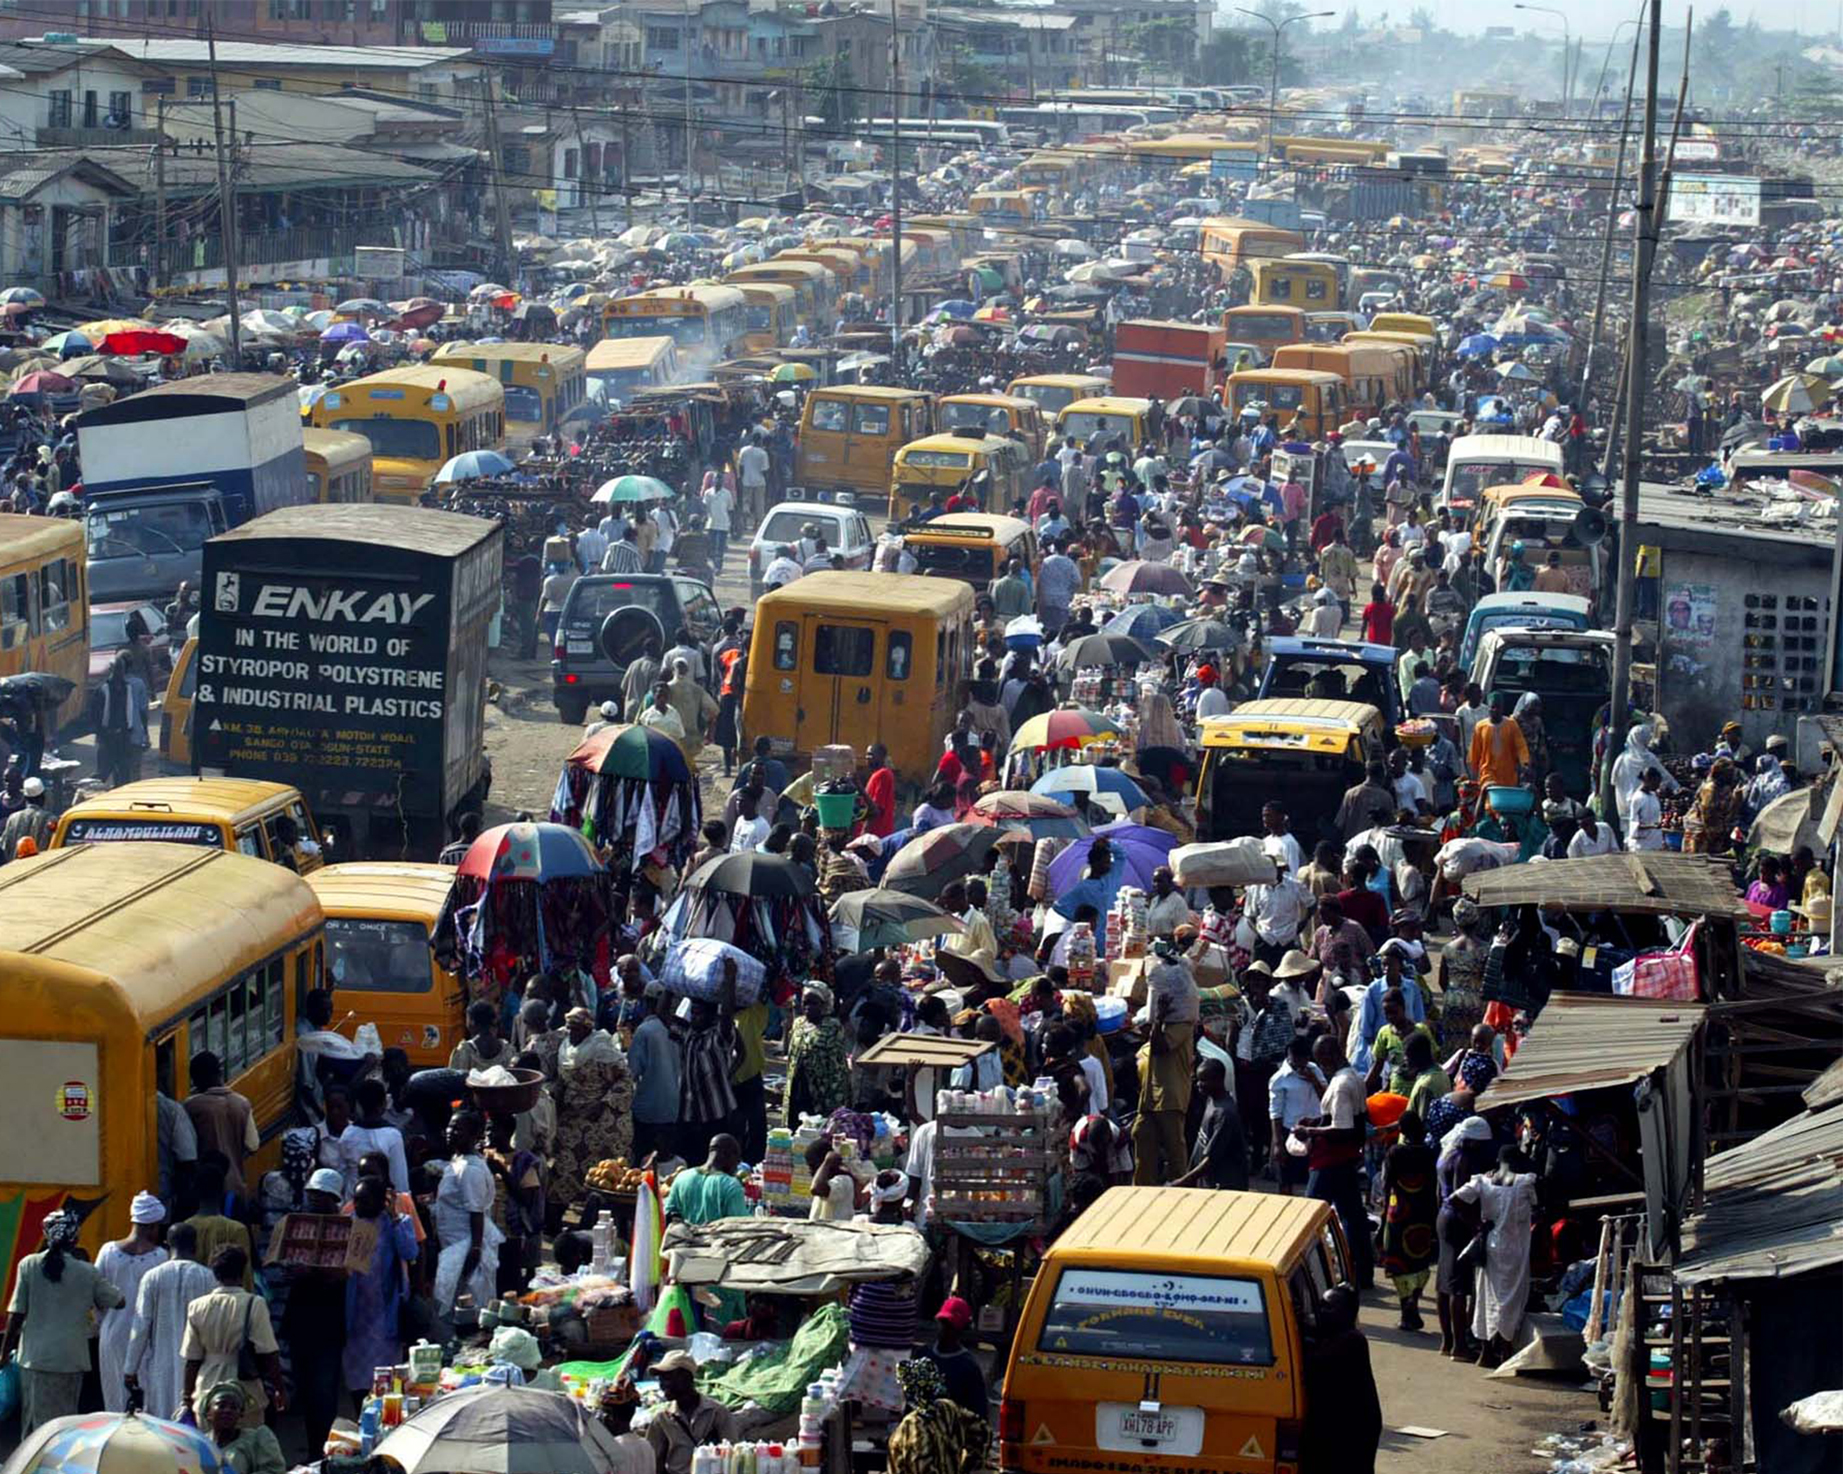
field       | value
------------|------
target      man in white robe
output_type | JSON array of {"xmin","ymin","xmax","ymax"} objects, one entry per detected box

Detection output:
[{"xmin": 123, "ymin": 1222, "xmax": 216, "ymax": 1419}]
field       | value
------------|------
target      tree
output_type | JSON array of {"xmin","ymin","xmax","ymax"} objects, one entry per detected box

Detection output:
[
  {"xmin": 939, "ymin": 42, "xmax": 1005, "ymax": 107},
  {"xmin": 803, "ymin": 51, "xmax": 855, "ymax": 129},
  {"xmin": 1196, "ymin": 27, "xmax": 1259, "ymax": 85},
  {"xmin": 1122, "ymin": 15, "xmax": 1197, "ymax": 73}
]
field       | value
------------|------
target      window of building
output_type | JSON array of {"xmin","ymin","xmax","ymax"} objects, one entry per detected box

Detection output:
[
  {"xmin": 47, "ymin": 91, "xmax": 71, "ymax": 128},
  {"xmin": 186, "ymin": 75, "xmax": 211, "ymax": 96},
  {"xmin": 108, "ymin": 90, "xmax": 131, "ymax": 121},
  {"xmin": 563, "ymin": 147, "xmax": 578, "ymax": 179},
  {"xmin": 253, "ymin": 77, "xmax": 281, "ymax": 90},
  {"xmin": 647, "ymin": 25, "xmax": 679, "ymax": 49}
]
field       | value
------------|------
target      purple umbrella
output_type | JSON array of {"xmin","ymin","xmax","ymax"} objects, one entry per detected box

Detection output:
[
  {"xmin": 1045, "ymin": 820, "xmax": 1177, "ymax": 895},
  {"xmin": 320, "ymin": 321, "xmax": 372, "ymax": 344}
]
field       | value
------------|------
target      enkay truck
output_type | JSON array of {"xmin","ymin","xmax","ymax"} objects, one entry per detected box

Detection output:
[{"xmin": 193, "ymin": 504, "xmax": 501, "ymax": 860}]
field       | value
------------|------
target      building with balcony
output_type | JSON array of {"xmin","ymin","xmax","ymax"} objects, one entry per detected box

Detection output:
[{"xmin": 0, "ymin": 40, "xmax": 160, "ymax": 150}]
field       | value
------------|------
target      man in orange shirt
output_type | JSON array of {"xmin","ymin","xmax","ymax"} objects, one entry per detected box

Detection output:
[{"xmin": 1467, "ymin": 693, "xmax": 1530, "ymax": 788}]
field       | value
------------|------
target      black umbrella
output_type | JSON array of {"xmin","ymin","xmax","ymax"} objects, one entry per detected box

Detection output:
[
  {"xmin": 0, "ymin": 671, "xmax": 75, "ymax": 708},
  {"xmin": 511, "ymin": 302, "xmax": 558, "ymax": 325},
  {"xmin": 1721, "ymin": 418, "xmax": 1771, "ymax": 449},
  {"xmin": 686, "ymin": 850, "xmax": 814, "ymax": 898},
  {"xmin": 1157, "ymin": 618, "xmax": 1241, "ymax": 653},
  {"xmin": 1167, "ymin": 395, "xmax": 1210, "ymax": 418},
  {"xmin": 1054, "ymin": 632, "xmax": 1155, "ymax": 670}
]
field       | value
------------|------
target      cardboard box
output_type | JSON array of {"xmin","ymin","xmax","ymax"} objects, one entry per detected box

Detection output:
[
  {"xmin": 265, "ymin": 1212, "xmax": 379, "ymax": 1273},
  {"xmin": 1107, "ymin": 957, "xmax": 1154, "ymax": 1006}
]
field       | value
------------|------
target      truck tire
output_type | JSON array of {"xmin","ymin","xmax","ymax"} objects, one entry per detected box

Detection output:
[{"xmin": 558, "ymin": 698, "xmax": 587, "ymax": 725}]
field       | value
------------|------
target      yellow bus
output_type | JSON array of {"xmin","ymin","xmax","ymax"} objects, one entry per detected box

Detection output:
[
  {"xmin": 773, "ymin": 249, "xmax": 863, "ymax": 307},
  {"xmin": 602, "ymin": 285, "xmax": 749, "ymax": 368},
  {"xmin": 1249, "ymin": 258, "xmax": 1340, "ymax": 311},
  {"xmin": 967, "ymin": 190, "xmax": 1033, "ymax": 226},
  {"xmin": 585, "ymin": 335, "xmax": 680, "ymax": 405},
  {"xmin": 1007, "ymin": 373, "xmax": 1112, "ymax": 417},
  {"xmin": 0, "ymin": 512, "xmax": 87, "ymax": 728},
  {"xmin": 309, "ymin": 365, "xmax": 505, "ymax": 503},
  {"xmin": 429, "ymin": 341, "xmax": 588, "ymax": 448},
  {"xmin": 301, "ymin": 427, "xmax": 374, "ymax": 505},
  {"xmin": 729, "ymin": 281, "xmax": 798, "ymax": 352},
  {"xmin": 796, "ymin": 385, "xmax": 937, "ymax": 501},
  {"xmin": 1225, "ymin": 368, "xmax": 1348, "ymax": 440},
  {"xmin": 904, "ymin": 227, "xmax": 958, "ymax": 277},
  {"xmin": 726, "ymin": 261, "xmax": 833, "ymax": 329},
  {"xmin": 0, "ymin": 842, "xmax": 322, "ymax": 1290},
  {"xmin": 1200, "ymin": 217, "xmax": 1306, "ymax": 274}
]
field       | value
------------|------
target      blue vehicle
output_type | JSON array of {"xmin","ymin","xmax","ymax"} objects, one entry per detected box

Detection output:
[
  {"xmin": 1458, "ymin": 592, "xmax": 1592, "ymax": 670},
  {"xmin": 1257, "ymin": 636, "xmax": 1401, "ymax": 727}
]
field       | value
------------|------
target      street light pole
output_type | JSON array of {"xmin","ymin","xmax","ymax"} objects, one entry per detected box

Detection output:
[
  {"xmin": 1233, "ymin": 8, "xmax": 1334, "ymax": 174},
  {"xmin": 1515, "ymin": 3, "xmax": 1573, "ymax": 115}
]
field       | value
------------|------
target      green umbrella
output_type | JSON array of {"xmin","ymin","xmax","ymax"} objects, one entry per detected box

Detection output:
[{"xmin": 592, "ymin": 474, "xmax": 677, "ymax": 504}]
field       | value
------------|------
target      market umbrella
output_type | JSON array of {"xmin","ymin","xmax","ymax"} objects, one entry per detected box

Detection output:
[
  {"xmin": 9, "ymin": 369, "xmax": 73, "ymax": 397},
  {"xmin": 41, "ymin": 329, "xmax": 91, "ymax": 356},
  {"xmin": 1053, "ymin": 238, "xmax": 1096, "ymax": 259},
  {"xmin": 1157, "ymin": 617, "xmax": 1240, "ymax": 653},
  {"xmin": 686, "ymin": 849, "xmax": 815, "ymax": 898},
  {"xmin": 1008, "ymin": 707, "xmax": 1121, "ymax": 753},
  {"xmin": 1055, "ymin": 631, "xmax": 1155, "ymax": 670},
  {"xmin": 0, "ymin": 286, "xmax": 44, "ymax": 306},
  {"xmin": 1045, "ymin": 820, "xmax": 1177, "ymax": 897},
  {"xmin": 58, "ymin": 354, "xmax": 140, "ymax": 386},
  {"xmin": 1496, "ymin": 361, "xmax": 1540, "ymax": 382},
  {"xmin": 1098, "ymin": 560, "xmax": 1194, "ymax": 597},
  {"xmin": 434, "ymin": 450, "xmax": 516, "ymax": 484},
  {"xmin": 455, "ymin": 822, "xmax": 601, "ymax": 882},
  {"xmin": 829, "ymin": 887, "xmax": 962, "ymax": 949},
  {"xmin": 566, "ymin": 722, "xmax": 690, "ymax": 782},
  {"xmin": 1763, "ymin": 373, "xmax": 1831, "ymax": 415},
  {"xmin": 591, "ymin": 473, "xmax": 676, "ymax": 504},
  {"xmin": 8, "ymin": 1411, "xmax": 224, "ymax": 1474},
  {"xmin": 1456, "ymin": 333, "xmax": 1499, "ymax": 357},
  {"xmin": 550, "ymin": 717, "xmax": 706, "ymax": 861},
  {"xmin": 75, "ymin": 318, "xmax": 148, "ymax": 339},
  {"xmin": 99, "ymin": 328, "xmax": 185, "ymax": 357},
  {"xmin": 1103, "ymin": 603, "xmax": 1185, "ymax": 641},
  {"xmin": 1807, "ymin": 354, "xmax": 1843, "ymax": 378},
  {"xmin": 1747, "ymin": 786, "xmax": 1822, "ymax": 856},
  {"xmin": 936, "ymin": 298, "xmax": 977, "ymax": 318},
  {"xmin": 881, "ymin": 823, "xmax": 1001, "ymax": 899},
  {"xmin": 320, "ymin": 321, "xmax": 371, "ymax": 345},
  {"xmin": 770, "ymin": 362, "xmax": 817, "ymax": 382},
  {"xmin": 374, "ymin": 1385, "xmax": 633, "ymax": 1474},
  {"xmin": 969, "ymin": 789, "xmax": 1090, "ymax": 840},
  {"xmin": 1031, "ymin": 765, "xmax": 1149, "ymax": 811},
  {"xmin": 335, "ymin": 297, "xmax": 389, "ymax": 316},
  {"xmin": 1489, "ymin": 271, "xmax": 1529, "ymax": 292}
]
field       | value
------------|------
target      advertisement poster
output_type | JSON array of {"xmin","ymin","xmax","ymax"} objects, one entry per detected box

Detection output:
[{"xmin": 1664, "ymin": 583, "xmax": 1717, "ymax": 648}]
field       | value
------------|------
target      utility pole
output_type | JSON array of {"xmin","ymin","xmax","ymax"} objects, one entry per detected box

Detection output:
[
  {"xmin": 207, "ymin": 19, "xmax": 241, "ymax": 366},
  {"xmin": 619, "ymin": 104, "xmax": 633, "ymax": 231},
  {"xmin": 1604, "ymin": 0, "xmax": 1662, "ymax": 816},
  {"xmin": 683, "ymin": 0, "xmax": 696, "ymax": 210},
  {"xmin": 889, "ymin": 0, "xmax": 903, "ymax": 362},
  {"xmin": 481, "ymin": 77, "xmax": 515, "ymax": 288},
  {"xmin": 153, "ymin": 95, "xmax": 167, "ymax": 292},
  {"xmin": 572, "ymin": 105, "xmax": 600, "ymax": 232},
  {"xmin": 1581, "ymin": 14, "xmax": 1644, "ymax": 413}
]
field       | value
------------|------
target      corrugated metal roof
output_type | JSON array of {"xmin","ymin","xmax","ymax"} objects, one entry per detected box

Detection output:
[
  {"xmin": 1460, "ymin": 852, "xmax": 1751, "ymax": 920},
  {"xmin": 1676, "ymin": 1100, "xmax": 1843, "ymax": 1286},
  {"xmin": 1475, "ymin": 994, "xmax": 1706, "ymax": 1111}
]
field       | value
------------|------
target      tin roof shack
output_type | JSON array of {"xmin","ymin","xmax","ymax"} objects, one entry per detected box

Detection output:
[
  {"xmin": 1669, "ymin": 1074, "xmax": 1843, "ymax": 1474},
  {"xmin": 1633, "ymin": 480, "xmax": 1835, "ymax": 758},
  {"xmin": 194, "ymin": 504, "xmax": 501, "ymax": 862}
]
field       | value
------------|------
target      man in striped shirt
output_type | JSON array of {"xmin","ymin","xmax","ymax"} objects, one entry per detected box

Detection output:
[{"xmin": 600, "ymin": 527, "xmax": 643, "ymax": 573}]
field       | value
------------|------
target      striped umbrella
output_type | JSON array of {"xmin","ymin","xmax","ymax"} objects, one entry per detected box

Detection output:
[
  {"xmin": 1008, "ymin": 707, "xmax": 1121, "ymax": 754},
  {"xmin": 969, "ymin": 790, "xmax": 1090, "ymax": 840},
  {"xmin": 13, "ymin": 1413, "xmax": 224, "ymax": 1474},
  {"xmin": 881, "ymin": 823, "xmax": 1000, "ymax": 899}
]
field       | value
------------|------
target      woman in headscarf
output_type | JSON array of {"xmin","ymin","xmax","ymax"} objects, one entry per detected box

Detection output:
[
  {"xmin": 201, "ymin": 1383, "xmax": 286, "ymax": 1474},
  {"xmin": 1682, "ymin": 755, "xmax": 1744, "ymax": 855},
  {"xmin": 886, "ymin": 1357, "xmax": 990, "ymax": 1474},
  {"xmin": 341, "ymin": 1175, "xmax": 421, "ymax": 1408},
  {"xmin": 1610, "ymin": 720, "xmax": 1677, "ymax": 836},
  {"xmin": 549, "ymin": 1007, "xmax": 635, "ymax": 1209},
  {"xmin": 1450, "ymin": 1145, "xmax": 1541, "ymax": 1367},
  {"xmin": 1435, "ymin": 1114, "xmax": 1496, "ymax": 1361},
  {"xmin": 1436, "ymin": 898, "xmax": 1490, "ymax": 1046},
  {"xmin": 1512, "ymin": 693, "xmax": 1548, "ymax": 786},
  {"xmin": 1379, "ymin": 1111, "xmax": 1439, "ymax": 1332},
  {"xmin": 433, "ymin": 1110, "xmax": 503, "ymax": 1319},
  {"xmin": 1134, "ymin": 686, "xmax": 1187, "ymax": 755},
  {"xmin": 784, "ymin": 981, "xmax": 850, "ymax": 1125},
  {"xmin": 0, "ymin": 1209, "xmax": 126, "ymax": 1430},
  {"xmin": 95, "ymin": 1193, "xmax": 169, "ymax": 1411}
]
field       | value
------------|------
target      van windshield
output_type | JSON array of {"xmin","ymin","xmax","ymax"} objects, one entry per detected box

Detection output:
[
  {"xmin": 1060, "ymin": 411, "xmax": 1133, "ymax": 444},
  {"xmin": 87, "ymin": 501, "xmax": 213, "ymax": 559},
  {"xmin": 1037, "ymin": 1268, "xmax": 1274, "ymax": 1366},
  {"xmin": 1013, "ymin": 384, "xmax": 1077, "ymax": 413},
  {"xmin": 326, "ymin": 917, "xmax": 434, "ymax": 993},
  {"xmin": 330, "ymin": 417, "xmax": 442, "ymax": 461}
]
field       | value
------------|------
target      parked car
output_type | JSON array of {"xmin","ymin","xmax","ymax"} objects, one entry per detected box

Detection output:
[
  {"xmin": 550, "ymin": 573, "xmax": 721, "ymax": 725},
  {"xmin": 746, "ymin": 500, "xmax": 875, "ymax": 598}
]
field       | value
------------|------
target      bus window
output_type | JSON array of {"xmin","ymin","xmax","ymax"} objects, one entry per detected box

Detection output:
[
  {"xmin": 815, "ymin": 624, "xmax": 874, "ymax": 676},
  {"xmin": 1, "ymin": 571, "xmax": 25, "ymax": 648},
  {"xmin": 503, "ymin": 385, "xmax": 544, "ymax": 422},
  {"xmin": 888, "ymin": 630, "xmax": 912, "ymax": 680},
  {"xmin": 40, "ymin": 558, "xmax": 73, "ymax": 632},
  {"xmin": 773, "ymin": 621, "xmax": 798, "ymax": 670},
  {"xmin": 811, "ymin": 399, "xmax": 848, "ymax": 432},
  {"xmin": 853, "ymin": 402, "xmax": 891, "ymax": 435}
]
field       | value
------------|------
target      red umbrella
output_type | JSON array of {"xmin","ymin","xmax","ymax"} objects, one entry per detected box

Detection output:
[
  {"xmin": 9, "ymin": 370, "xmax": 74, "ymax": 397},
  {"xmin": 98, "ymin": 329, "xmax": 186, "ymax": 357}
]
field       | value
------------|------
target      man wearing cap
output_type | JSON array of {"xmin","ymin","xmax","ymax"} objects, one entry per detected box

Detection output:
[
  {"xmin": 1194, "ymin": 664, "xmax": 1230, "ymax": 720},
  {"xmin": 924, "ymin": 1296, "xmax": 989, "ymax": 1422},
  {"xmin": 1, "ymin": 775, "xmax": 50, "ymax": 862},
  {"xmin": 647, "ymin": 1348, "xmax": 739, "ymax": 1474}
]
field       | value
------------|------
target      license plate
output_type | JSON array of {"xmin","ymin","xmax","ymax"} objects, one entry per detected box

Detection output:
[
  {"xmin": 567, "ymin": 639, "xmax": 592, "ymax": 654},
  {"xmin": 1096, "ymin": 1403, "xmax": 1204, "ymax": 1456}
]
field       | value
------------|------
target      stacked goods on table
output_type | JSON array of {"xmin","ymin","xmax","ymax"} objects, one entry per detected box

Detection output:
[
  {"xmin": 1064, "ymin": 920, "xmax": 1097, "ymax": 990},
  {"xmin": 758, "ymin": 1126, "xmax": 801, "ymax": 1215},
  {"xmin": 933, "ymin": 1084, "xmax": 1056, "ymax": 1230},
  {"xmin": 1107, "ymin": 886, "xmax": 1148, "ymax": 963}
]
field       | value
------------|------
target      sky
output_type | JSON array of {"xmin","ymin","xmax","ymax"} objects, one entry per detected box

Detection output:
[{"xmin": 1256, "ymin": 0, "xmax": 1839, "ymax": 40}]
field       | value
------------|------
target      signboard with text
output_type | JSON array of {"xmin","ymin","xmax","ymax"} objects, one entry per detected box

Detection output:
[{"xmin": 1667, "ymin": 174, "xmax": 1761, "ymax": 228}]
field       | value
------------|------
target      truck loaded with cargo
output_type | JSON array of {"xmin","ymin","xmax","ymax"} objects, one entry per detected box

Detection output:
[
  {"xmin": 1110, "ymin": 319, "xmax": 1228, "ymax": 400},
  {"xmin": 191, "ymin": 504, "xmax": 501, "ymax": 860},
  {"xmin": 75, "ymin": 373, "xmax": 310, "ymax": 603}
]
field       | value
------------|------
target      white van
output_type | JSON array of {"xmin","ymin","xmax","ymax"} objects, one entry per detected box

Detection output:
[{"xmin": 1440, "ymin": 433, "xmax": 1564, "ymax": 519}]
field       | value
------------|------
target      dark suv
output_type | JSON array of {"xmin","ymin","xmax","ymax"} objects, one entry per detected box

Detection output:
[{"xmin": 551, "ymin": 573, "xmax": 722, "ymax": 724}]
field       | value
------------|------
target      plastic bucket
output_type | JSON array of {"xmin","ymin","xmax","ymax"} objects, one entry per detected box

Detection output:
[{"xmin": 813, "ymin": 791, "xmax": 856, "ymax": 829}]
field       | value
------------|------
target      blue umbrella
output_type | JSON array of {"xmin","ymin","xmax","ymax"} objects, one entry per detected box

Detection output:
[
  {"xmin": 1030, "ymin": 765, "xmax": 1149, "ymax": 810},
  {"xmin": 1103, "ymin": 604, "xmax": 1185, "ymax": 641},
  {"xmin": 434, "ymin": 449, "xmax": 516, "ymax": 483},
  {"xmin": 320, "ymin": 321, "xmax": 371, "ymax": 344},
  {"xmin": 937, "ymin": 299, "xmax": 977, "ymax": 318},
  {"xmin": 1456, "ymin": 333, "xmax": 1498, "ymax": 358},
  {"xmin": 1044, "ymin": 822, "xmax": 1178, "ymax": 900}
]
